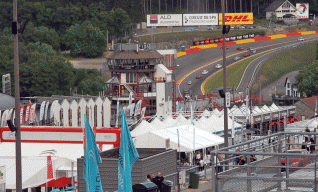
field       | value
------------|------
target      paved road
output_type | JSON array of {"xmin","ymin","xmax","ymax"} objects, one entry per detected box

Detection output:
[
  {"xmin": 176, "ymin": 33, "xmax": 318, "ymax": 98},
  {"xmin": 236, "ymin": 37, "xmax": 318, "ymax": 93}
]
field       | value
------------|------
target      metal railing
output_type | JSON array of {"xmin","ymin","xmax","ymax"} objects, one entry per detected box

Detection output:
[{"xmin": 211, "ymin": 132, "xmax": 318, "ymax": 192}]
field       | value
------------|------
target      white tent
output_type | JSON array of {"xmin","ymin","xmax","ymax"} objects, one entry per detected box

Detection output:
[
  {"xmin": 261, "ymin": 105, "xmax": 272, "ymax": 112},
  {"xmin": 171, "ymin": 114, "xmax": 189, "ymax": 127},
  {"xmin": 201, "ymin": 110, "xmax": 211, "ymax": 117},
  {"xmin": 133, "ymin": 124, "xmax": 224, "ymax": 152},
  {"xmin": 163, "ymin": 115, "xmax": 176, "ymax": 127},
  {"xmin": 150, "ymin": 117, "xmax": 166, "ymax": 128},
  {"xmin": 131, "ymin": 120, "xmax": 158, "ymax": 137}
]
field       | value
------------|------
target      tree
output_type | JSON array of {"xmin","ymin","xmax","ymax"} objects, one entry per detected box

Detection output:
[
  {"xmin": 297, "ymin": 60, "xmax": 318, "ymax": 97},
  {"xmin": 77, "ymin": 74, "xmax": 104, "ymax": 96},
  {"xmin": 19, "ymin": 22, "xmax": 60, "ymax": 51},
  {"xmin": 110, "ymin": 8, "xmax": 132, "ymax": 38},
  {"xmin": 19, "ymin": 42, "xmax": 76, "ymax": 97},
  {"xmin": 63, "ymin": 21, "xmax": 107, "ymax": 58}
]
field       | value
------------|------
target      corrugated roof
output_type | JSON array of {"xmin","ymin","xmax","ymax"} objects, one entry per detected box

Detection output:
[
  {"xmin": 299, "ymin": 95, "xmax": 318, "ymax": 112},
  {"xmin": 107, "ymin": 50, "xmax": 163, "ymax": 60},
  {"xmin": 265, "ymin": 0, "xmax": 287, "ymax": 12}
]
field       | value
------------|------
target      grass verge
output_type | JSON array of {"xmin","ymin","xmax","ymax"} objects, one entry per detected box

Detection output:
[
  {"xmin": 252, "ymin": 43, "xmax": 317, "ymax": 94},
  {"xmin": 204, "ymin": 50, "xmax": 274, "ymax": 94},
  {"xmin": 133, "ymin": 29, "xmax": 266, "ymax": 44}
]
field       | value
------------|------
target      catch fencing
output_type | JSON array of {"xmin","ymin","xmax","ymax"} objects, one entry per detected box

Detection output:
[{"xmin": 211, "ymin": 132, "xmax": 318, "ymax": 192}]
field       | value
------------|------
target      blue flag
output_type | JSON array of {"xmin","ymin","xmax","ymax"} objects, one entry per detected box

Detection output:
[
  {"xmin": 118, "ymin": 109, "xmax": 139, "ymax": 192},
  {"xmin": 83, "ymin": 115, "xmax": 103, "ymax": 192}
]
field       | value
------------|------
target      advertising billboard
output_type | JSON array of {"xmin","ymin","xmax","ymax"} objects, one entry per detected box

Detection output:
[
  {"xmin": 219, "ymin": 13, "xmax": 253, "ymax": 25},
  {"xmin": 296, "ymin": 3, "xmax": 309, "ymax": 19},
  {"xmin": 147, "ymin": 14, "xmax": 182, "ymax": 27},
  {"xmin": 183, "ymin": 14, "xmax": 218, "ymax": 26}
]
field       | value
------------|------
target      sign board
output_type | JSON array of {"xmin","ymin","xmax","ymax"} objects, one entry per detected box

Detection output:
[
  {"xmin": 296, "ymin": 3, "xmax": 309, "ymax": 19},
  {"xmin": 249, "ymin": 34, "xmax": 255, "ymax": 38},
  {"xmin": 0, "ymin": 166, "xmax": 5, "ymax": 185},
  {"xmin": 253, "ymin": 115, "xmax": 262, "ymax": 123},
  {"xmin": 230, "ymin": 36, "xmax": 236, "ymax": 41},
  {"xmin": 147, "ymin": 14, "xmax": 182, "ymax": 27},
  {"xmin": 183, "ymin": 14, "xmax": 218, "ymax": 26},
  {"xmin": 219, "ymin": 13, "xmax": 253, "ymax": 25},
  {"xmin": 2, "ymin": 74, "xmax": 11, "ymax": 95},
  {"xmin": 236, "ymin": 35, "xmax": 243, "ymax": 40},
  {"xmin": 226, "ymin": 92, "xmax": 231, "ymax": 108}
]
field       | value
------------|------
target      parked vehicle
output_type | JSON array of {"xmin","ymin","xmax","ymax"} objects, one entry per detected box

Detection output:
[{"xmin": 281, "ymin": 149, "xmax": 311, "ymax": 171}]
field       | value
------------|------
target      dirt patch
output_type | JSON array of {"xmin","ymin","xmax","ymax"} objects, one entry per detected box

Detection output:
[{"xmin": 252, "ymin": 74, "xmax": 268, "ymax": 94}]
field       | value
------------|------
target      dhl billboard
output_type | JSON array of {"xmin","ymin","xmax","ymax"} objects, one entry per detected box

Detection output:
[{"xmin": 219, "ymin": 13, "xmax": 253, "ymax": 25}]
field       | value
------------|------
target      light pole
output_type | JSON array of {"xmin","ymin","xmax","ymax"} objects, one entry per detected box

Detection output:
[
  {"xmin": 13, "ymin": 0, "xmax": 22, "ymax": 192},
  {"xmin": 221, "ymin": 0, "xmax": 229, "ymax": 170}
]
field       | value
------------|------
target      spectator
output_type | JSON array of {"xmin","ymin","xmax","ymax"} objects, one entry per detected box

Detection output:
[
  {"xmin": 146, "ymin": 174, "xmax": 151, "ymax": 182},
  {"xmin": 199, "ymin": 159, "xmax": 204, "ymax": 171},
  {"xmin": 155, "ymin": 173, "xmax": 164, "ymax": 192},
  {"xmin": 310, "ymin": 137, "xmax": 316, "ymax": 153},
  {"xmin": 306, "ymin": 138, "xmax": 312, "ymax": 152},
  {"xmin": 305, "ymin": 126, "xmax": 310, "ymax": 142},
  {"xmin": 151, "ymin": 174, "xmax": 157, "ymax": 185},
  {"xmin": 196, "ymin": 151, "xmax": 201, "ymax": 161},
  {"xmin": 234, "ymin": 149, "xmax": 240, "ymax": 165},
  {"xmin": 238, "ymin": 156, "xmax": 246, "ymax": 165},
  {"xmin": 302, "ymin": 142, "xmax": 306, "ymax": 149}
]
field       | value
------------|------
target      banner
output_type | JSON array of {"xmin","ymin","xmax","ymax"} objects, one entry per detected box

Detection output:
[
  {"xmin": 0, "ymin": 166, "xmax": 5, "ymax": 185},
  {"xmin": 12, "ymin": 110, "xmax": 15, "ymax": 126},
  {"xmin": 296, "ymin": 3, "xmax": 309, "ymax": 19},
  {"xmin": 40, "ymin": 101, "xmax": 46, "ymax": 121},
  {"xmin": 118, "ymin": 109, "xmax": 139, "ymax": 192},
  {"xmin": 236, "ymin": 35, "xmax": 243, "ymax": 40},
  {"xmin": 147, "ymin": 14, "xmax": 182, "ymax": 27},
  {"xmin": 243, "ymin": 35, "xmax": 249, "ymax": 39},
  {"xmin": 47, "ymin": 156, "xmax": 54, "ymax": 179},
  {"xmin": 44, "ymin": 101, "xmax": 49, "ymax": 121},
  {"xmin": 249, "ymin": 34, "xmax": 255, "ymax": 38},
  {"xmin": 24, "ymin": 103, "xmax": 31, "ymax": 124},
  {"xmin": 134, "ymin": 100, "xmax": 142, "ymax": 116},
  {"xmin": 20, "ymin": 105, "xmax": 24, "ymax": 125},
  {"xmin": 83, "ymin": 114, "xmax": 103, "ymax": 192},
  {"xmin": 230, "ymin": 36, "xmax": 236, "ymax": 41},
  {"xmin": 29, "ymin": 104, "xmax": 36, "ymax": 123},
  {"xmin": 183, "ymin": 14, "xmax": 218, "ymax": 26},
  {"xmin": 141, "ymin": 107, "xmax": 147, "ymax": 119},
  {"xmin": 1, "ymin": 110, "xmax": 8, "ymax": 127},
  {"xmin": 130, "ymin": 103, "xmax": 135, "ymax": 117},
  {"xmin": 129, "ymin": 92, "xmax": 133, "ymax": 106},
  {"xmin": 8, "ymin": 108, "xmax": 13, "ymax": 120},
  {"xmin": 219, "ymin": 13, "xmax": 253, "ymax": 25},
  {"xmin": 50, "ymin": 100, "xmax": 59, "ymax": 119}
]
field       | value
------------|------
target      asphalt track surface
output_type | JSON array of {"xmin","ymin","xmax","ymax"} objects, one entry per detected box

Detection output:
[{"xmin": 176, "ymin": 33, "xmax": 318, "ymax": 98}]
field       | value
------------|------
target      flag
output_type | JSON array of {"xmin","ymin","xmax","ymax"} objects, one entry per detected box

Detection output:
[
  {"xmin": 130, "ymin": 103, "xmax": 135, "ymax": 117},
  {"xmin": 134, "ymin": 100, "xmax": 142, "ymax": 116},
  {"xmin": 129, "ymin": 92, "xmax": 133, "ymax": 106},
  {"xmin": 116, "ymin": 99, "xmax": 119, "ymax": 127},
  {"xmin": 141, "ymin": 107, "xmax": 146, "ymax": 119},
  {"xmin": 50, "ymin": 100, "xmax": 58, "ymax": 120},
  {"xmin": 24, "ymin": 103, "xmax": 31, "ymax": 124},
  {"xmin": 83, "ymin": 114, "xmax": 103, "ymax": 192},
  {"xmin": 40, "ymin": 101, "xmax": 46, "ymax": 121},
  {"xmin": 191, "ymin": 104, "xmax": 194, "ymax": 125},
  {"xmin": 29, "ymin": 104, "xmax": 36, "ymax": 123},
  {"xmin": 47, "ymin": 156, "xmax": 54, "ymax": 179},
  {"xmin": 44, "ymin": 101, "xmax": 49, "ymax": 121},
  {"xmin": 118, "ymin": 109, "xmax": 139, "ymax": 192},
  {"xmin": 1, "ymin": 110, "xmax": 8, "ymax": 127}
]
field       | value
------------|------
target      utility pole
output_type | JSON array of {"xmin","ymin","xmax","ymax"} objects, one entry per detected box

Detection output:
[
  {"xmin": 221, "ymin": 0, "xmax": 229, "ymax": 170},
  {"xmin": 250, "ymin": 0, "xmax": 252, "ymax": 13},
  {"xmin": 159, "ymin": 0, "xmax": 160, "ymax": 13},
  {"xmin": 187, "ymin": 0, "xmax": 188, "ymax": 12},
  {"xmin": 234, "ymin": 0, "xmax": 236, "ymax": 13},
  {"xmin": 240, "ymin": 0, "xmax": 242, "ymax": 13},
  {"xmin": 13, "ymin": 0, "xmax": 22, "ymax": 192}
]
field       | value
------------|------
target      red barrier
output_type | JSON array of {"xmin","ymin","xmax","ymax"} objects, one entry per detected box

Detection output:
[
  {"xmin": 286, "ymin": 32, "xmax": 302, "ymax": 37},
  {"xmin": 226, "ymin": 41, "xmax": 237, "ymax": 46},
  {"xmin": 184, "ymin": 47, "xmax": 201, "ymax": 54},
  {"xmin": 253, "ymin": 36, "xmax": 272, "ymax": 41}
]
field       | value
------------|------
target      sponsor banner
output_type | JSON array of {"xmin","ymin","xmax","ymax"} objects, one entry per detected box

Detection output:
[
  {"xmin": 147, "ymin": 14, "xmax": 182, "ymax": 27},
  {"xmin": 230, "ymin": 36, "xmax": 236, "ymax": 41},
  {"xmin": 210, "ymin": 39, "xmax": 214, "ymax": 43},
  {"xmin": 236, "ymin": 35, "xmax": 243, "ymax": 40},
  {"xmin": 272, "ymin": 112, "xmax": 279, "ymax": 120},
  {"xmin": 253, "ymin": 115, "xmax": 262, "ymax": 123},
  {"xmin": 134, "ymin": 100, "xmax": 142, "ymax": 116},
  {"xmin": 29, "ymin": 104, "xmax": 36, "ymax": 123},
  {"xmin": 214, "ymin": 38, "xmax": 219, "ymax": 43},
  {"xmin": 44, "ymin": 101, "xmax": 49, "ymax": 121},
  {"xmin": 243, "ymin": 35, "xmax": 249, "ymax": 39},
  {"xmin": 50, "ymin": 100, "xmax": 59, "ymax": 119},
  {"xmin": 24, "ymin": 103, "xmax": 31, "ymax": 124},
  {"xmin": 183, "ymin": 13, "xmax": 218, "ymax": 26},
  {"xmin": 220, "ymin": 38, "xmax": 224, "ymax": 42},
  {"xmin": 280, "ymin": 110, "xmax": 287, "ymax": 118},
  {"xmin": 193, "ymin": 41, "xmax": 200, "ymax": 45},
  {"xmin": 8, "ymin": 108, "xmax": 13, "ymax": 120},
  {"xmin": 200, "ymin": 40, "xmax": 205, "ymax": 45},
  {"xmin": 20, "ymin": 105, "xmax": 25, "ymax": 125},
  {"xmin": 263, "ymin": 114, "xmax": 271, "ymax": 121},
  {"xmin": 205, "ymin": 39, "xmax": 209, "ymax": 44},
  {"xmin": 225, "ymin": 37, "xmax": 230, "ymax": 41},
  {"xmin": 296, "ymin": 3, "xmax": 309, "ymax": 19},
  {"xmin": 289, "ymin": 108, "xmax": 296, "ymax": 115},
  {"xmin": 0, "ymin": 166, "xmax": 5, "ymax": 184},
  {"xmin": 219, "ymin": 13, "xmax": 253, "ymax": 25},
  {"xmin": 249, "ymin": 34, "xmax": 255, "ymax": 38},
  {"xmin": 40, "ymin": 101, "xmax": 46, "ymax": 121},
  {"xmin": 1, "ymin": 110, "xmax": 8, "ymax": 127}
]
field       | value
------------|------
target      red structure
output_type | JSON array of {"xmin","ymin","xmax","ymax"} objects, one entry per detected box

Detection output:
[{"xmin": 0, "ymin": 126, "xmax": 121, "ymax": 149}]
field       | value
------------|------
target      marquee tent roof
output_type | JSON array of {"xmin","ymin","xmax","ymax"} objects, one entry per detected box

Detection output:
[
  {"xmin": 133, "ymin": 124, "xmax": 224, "ymax": 152},
  {"xmin": 131, "ymin": 120, "xmax": 158, "ymax": 137},
  {"xmin": 150, "ymin": 117, "xmax": 166, "ymax": 128}
]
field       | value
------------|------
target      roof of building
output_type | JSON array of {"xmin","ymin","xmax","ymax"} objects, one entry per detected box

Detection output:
[
  {"xmin": 284, "ymin": 71, "xmax": 299, "ymax": 87},
  {"xmin": 297, "ymin": 95, "xmax": 318, "ymax": 112},
  {"xmin": 0, "ymin": 93, "xmax": 16, "ymax": 111},
  {"xmin": 265, "ymin": 0, "xmax": 292, "ymax": 12},
  {"xmin": 106, "ymin": 50, "xmax": 164, "ymax": 60}
]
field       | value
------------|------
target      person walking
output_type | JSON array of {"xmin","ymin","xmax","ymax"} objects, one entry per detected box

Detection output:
[
  {"xmin": 151, "ymin": 174, "xmax": 157, "ymax": 185},
  {"xmin": 146, "ymin": 174, "xmax": 151, "ymax": 182},
  {"xmin": 155, "ymin": 173, "xmax": 164, "ymax": 192},
  {"xmin": 199, "ymin": 159, "xmax": 204, "ymax": 171}
]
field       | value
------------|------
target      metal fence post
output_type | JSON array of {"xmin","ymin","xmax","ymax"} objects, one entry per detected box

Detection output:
[
  {"xmin": 315, "ymin": 156, "xmax": 317, "ymax": 192},
  {"xmin": 286, "ymin": 155, "xmax": 289, "ymax": 190},
  {"xmin": 211, "ymin": 153, "xmax": 216, "ymax": 192},
  {"xmin": 247, "ymin": 143, "xmax": 251, "ymax": 192},
  {"xmin": 277, "ymin": 134, "xmax": 282, "ymax": 190}
]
